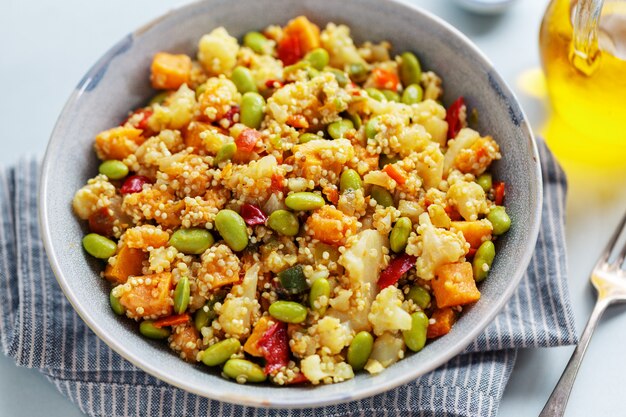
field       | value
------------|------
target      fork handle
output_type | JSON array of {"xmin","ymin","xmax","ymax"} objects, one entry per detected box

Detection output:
[{"xmin": 539, "ymin": 298, "xmax": 610, "ymax": 417}]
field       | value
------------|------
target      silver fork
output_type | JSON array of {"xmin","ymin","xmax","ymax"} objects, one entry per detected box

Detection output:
[{"xmin": 539, "ymin": 211, "xmax": 626, "ymax": 417}]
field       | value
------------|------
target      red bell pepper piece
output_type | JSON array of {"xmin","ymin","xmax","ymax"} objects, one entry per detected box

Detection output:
[
  {"xmin": 371, "ymin": 68, "xmax": 399, "ymax": 91},
  {"xmin": 493, "ymin": 181, "xmax": 505, "ymax": 206},
  {"xmin": 446, "ymin": 97, "xmax": 465, "ymax": 139},
  {"xmin": 258, "ymin": 321, "xmax": 289, "ymax": 375},
  {"xmin": 122, "ymin": 108, "xmax": 153, "ymax": 131},
  {"xmin": 153, "ymin": 313, "xmax": 191, "ymax": 328},
  {"xmin": 270, "ymin": 173, "xmax": 285, "ymax": 194},
  {"xmin": 378, "ymin": 253, "xmax": 417, "ymax": 289},
  {"xmin": 222, "ymin": 105, "xmax": 240, "ymax": 126},
  {"xmin": 277, "ymin": 35, "xmax": 303, "ymax": 66},
  {"xmin": 286, "ymin": 372, "xmax": 309, "ymax": 385},
  {"xmin": 265, "ymin": 79, "xmax": 284, "ymax": 89},
  {"xmin": 120, "ymin": 175, "xmax": 152, "ymax": 195},
  {"xmin": 235, "ymin": 128, "xmax": 262, "ymax": 153},
  {"xmin": 240, "ymin": 203, "xmax": 267, "ymax": 226}
]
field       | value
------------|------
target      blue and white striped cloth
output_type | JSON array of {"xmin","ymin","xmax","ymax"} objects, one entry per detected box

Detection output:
[{"xmin": 0, "ymin": 141, "xmax": 576, "ymax": 417}]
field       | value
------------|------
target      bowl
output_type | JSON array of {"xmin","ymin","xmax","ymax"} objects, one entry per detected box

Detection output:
[{"xmin": 39, "ymin": 0, "xmax": 542, "ymax": 409}]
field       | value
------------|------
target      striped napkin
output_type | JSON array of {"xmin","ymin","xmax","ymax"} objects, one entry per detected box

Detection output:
[{"xmin": 0, "ymin": 141, "xmax": 576, "ymax": 417}]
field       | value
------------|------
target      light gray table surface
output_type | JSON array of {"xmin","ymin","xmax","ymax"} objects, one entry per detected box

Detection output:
[{"xmin": 1, "ymin": 0, "xmax": 625, "ymax": 416}]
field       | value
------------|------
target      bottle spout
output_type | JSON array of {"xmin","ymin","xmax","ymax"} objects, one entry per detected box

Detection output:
[{"xmin": 570, "ymin": 0, "xmax": 604, "ymax": 75}]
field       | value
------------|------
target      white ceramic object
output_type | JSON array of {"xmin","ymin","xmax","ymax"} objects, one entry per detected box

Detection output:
[{"xmin": 454, "ymin": 0, "xmax": 518, "ymax": 14}]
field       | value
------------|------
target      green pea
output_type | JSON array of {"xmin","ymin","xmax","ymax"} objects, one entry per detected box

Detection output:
[
  {"xmin": 201, "ymin": 338, "xmax": 241, "ymax": 367},
  {"xmin": 82, "ymin": 233, "xmax": 117, "ymax": 259},
  {"xmin": 195, "ymin": 83, "xmax": 208, "ymax": 100},
  {"xmin": 169, "ymin": 228, "xmax": 214, "ymax": 255},
  {"xmin": 379, "ymin": 154, "xmax": 399, "ymax": 168},
  {"xmin": 487, "ymin": 206, "xmax": 511, "ymax": 235},
  {"xmin": 345, "ymin": 112, "xmax": 362, "ymax": 129},
  {"xmin": 284, "ymin": 61, "xmax": 319, "ymax": 79},
  {"xmin": 309, "ymin": 277, "xmax": 330, "ymax": 314},
  {"xmin": 139, "ymin": 320, "xmax": 170, "ymax": 340},
  {"xmin": 365, "ymin": 117, "xmax": 380, "ymax": 140},
  {"xmin": 389, "ymin": 217, "xmax": 412, "ymax": 253},
  {"xmin": 278, "ymin": 265, "xmax": 308, "ymax": 294},
  {"xmin": 365, "ymin": 88, "xmax": 386, "ymax": 101},
  {"xmin": 194, "ymin": 291, "xmax": 227, "ymax": 332},
  {"xmin": 223, "ymin": 358, "xmax": 267, "ymax": 383},
  {"xmin": 267, "ymin": 210, "xmax": 300, "ymax": 236},
  {"xmin": 304, "ymin": 48, "xmax": 329, "ymax": 70},
  {"xmin": 407, "ymin": 285, "xmax": 431, "ymax": 309},
  {"xmin": 231, "ymin": 66, "xmax": 258, "ymax": 94},
  {"xmin": 215, "ymin": 209, "xmax": 249, "ymax": 251},
  {"xmin": 269, "ymin": 301, "xmax": 308, "ymax": 323},
  {"xmin": 473, "ymin": 240, "xmax": 496, "ymax": 282},
  {"xmin": 399, "ymin": 52, "xmax": 422, "ymax": 87},
  {"xmin": 382, "ymin": 90, "xmax": 400, "ymax": 102},
  {"xmin": 327, "ymin": 119, "xmax": 354, "ymax": 139},
  {"xmin": 370, "ymin": 185, "xmax": 394, "ymax": 208},
  {"xmin": 401, "ymin": 84, "xmax": 424, "ymax": 105},
  {"xmin": 243, "ymin": 31, "xmax": 270, "ymax": 55},
  {"xmin": 149, "ymin": 91, "xmax": 170, "ymax": 105},
  {"xmin": 328, "ymin": 69, "xmax": 349, "ymax": 87},
  {"xmin": 285, "ymin": 192, "xmax": 325, "ymax": 211},
  {"xmin": 477, "ymin": 173, "xmax": 493, "ymax": 193},
  {"xmin": 98, "ymin": 160, "xmax": 129, "ymax": 180},
  {"xmin": 240, "ymin": 92, "xmax": 265, "ymax": 129},
  {"xmin": 403, "ymin": 311, "xmax": 429, "ymax": 352},
  {"xmin": 173, "ymin": 276, "xmax": 190, "ymax": 314},
  {"xmin": 215, "ymin": 142, "xmax": 237, "ymax": 164},
  {"xmin": 109, "ymin": 289, "xmax": 125, "ymax": 316},
  {"xmin": 347, "ymin": 62, "xmax": 368, "ymax": 83},
  {"xmin": 340, "ymin": 169, "xmax": 362, "ymax": 193},
  {"xmin": 347, "ymin": 331, "xmax": 374, "ymax": 371},
  {"xmin": 299, "ymin": 133, "xmax": 321, "ymax": 143}
]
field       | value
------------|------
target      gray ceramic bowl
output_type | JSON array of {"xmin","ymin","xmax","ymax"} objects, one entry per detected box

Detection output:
[{"xmin": 40, "ymin": 0, "xmax": 542, "ymax": 409}]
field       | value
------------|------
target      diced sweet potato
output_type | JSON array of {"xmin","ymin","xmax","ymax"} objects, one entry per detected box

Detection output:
[
  {"xmin": 432, "ymin": 262, "xmax": 481, "ymax": 308},
  {"xmin": 94, "ymin": 126, "xmax": 144, "ymax": 161},
  {"xmin": 451, "ymin": 220, "xmax": 492, "ymax": 249},
  {"xmin": 306, "ymin": 205, "xmax": 358, "ymax": 245},
  {"xmin": 427, "ymin": 307, "xmax": 457, "ymax": 339},
  {"xmin": 243, "ymin": 316, "xmax": 272, "ymax": 357},
  {"xmin": 284, "ymin": 16, "xmax": 320, "ymax": 54},
  {"xmin": 104, "ymin": 244, "xmax": 145, "ymax": 285},
  {"xmin": 150, "ymin": 52, "xmax": 192, "ymax": 90},
  {"xmin": 119, "ymin": 272, "xmax": 173, "ymax": 319},
  {"xmin": 169, "ymin": 322, "xmax": 201, "ymax": 362},
  {"xmin": 123, "ymin": 225, "xmax": 169, "ymax": 250}
]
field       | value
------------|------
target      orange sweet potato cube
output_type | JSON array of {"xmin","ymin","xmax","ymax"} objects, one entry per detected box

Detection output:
[
  {"xmin": 150, "ymin": 52, "xmax": 192, "ymax": 90},
  {"xmin": 104, "ymin": 244, "xmax": 145, "ymax": 285},
  {"xmin": 432, "ymin": 262, "xmax": 481, "ymax": 308},
  {"xmin": 119, "ymin": 272, "xmax": 174, "ymax": 319},
  {"xmin": 451, "ymin": 220, "xmax": 492, "ymax": 249},
  {"xmin": 243, "ymin": 316, "xmax": 272, "ymax": 357},
  {"xmin": 94, "ymin": 126, "xmax": 144, "ymax": 161},
  {"xmin": 284, "ymin": 16, "xmax": 320, "ymax": 54},
  {"xmin": 427, "ymin": 307, "xmax": 457, "ymax": 339}
]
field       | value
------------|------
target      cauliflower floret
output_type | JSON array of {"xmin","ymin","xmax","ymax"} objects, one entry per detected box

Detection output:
[
  {"xmin": 247, "ymin": 53, "xmax": 283, "ymax": 91},
  {"xmin": 411, "ymin": 99, "xmax": 449, "ymax": 147},
  {"xmin": 72, "ymin": 174, "xmax": 117, "ymax": 220},
  {"xmin": 148, "ymin": 84, "xmax": 197, "ymax": 131},
  {"xmin": 409, "ymin": 212, "xmax": 468, "ymax": 280},
  {"xmin": 320, "ymin": 23, "xmax": 367, "ymax": 69},
  {"xmin": 130, "ymin": 130, "xmax": 184, "ymax": 178},
  {"xmin": 443, "ymin": 128, "xmax": 479, "ymax": 174},
  {"xmin": 364, "ymin": 332, "xmax": 406, "ymax": 374},
  {"xmin": 216, "ymin": 262, "xmax": 261, "ymax": 340},
  {"xmin": 292, "ymin": 139, "xmax": 355, "ymax": 184},
  {"xmin": 197, "ymin": 27, "xmax": 239, "ymax": 76},
  {"xmin": 447, "ymin": 181, "xmax": 489, "ymax": 221},
  {"xmin": 312, "ymin": 316, "xmax": 352, "ymax": 355},
  {"xmin": 411, "ymin": 142, "xmax": 444, "ymax": 190},
  {"xmin": 197, "ymin": 77, "xmax": 241, "ymax": 122},
  {"xmin": 368, "ymin": 287, "xmax": 412, "ymax": 336},
  {"xmin": 300, "ymin": 354, "xmax": 355, "ymax": 385}
]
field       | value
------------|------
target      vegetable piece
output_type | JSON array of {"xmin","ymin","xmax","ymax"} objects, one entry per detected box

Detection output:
[
  {"xmin": 120, "ymin": 175, "xmax": 152, "ymax": 195},
  {"xmin": 487, "ymin": 206, "xmax": 511, "ymax": 235},
  {"xmin": 446, "ymin": 97, "xmax": 465, "ymax": 139},
  {"xmin": 370, "ymin": 185, "xmax": 394, "ymax": 208},
  {"xmin": 306, "ymin": 205, "xmax": 358, "ymax": 245},
  {"xmin": 328, "ymin": 68, "xmax": 349, "ymax": 86},
  {"xmin": 201, "ymin": 338, "xmax": 241, "ymax": 367},
  {"xmin": 240, "ymin": 92, "xmax": 265, "ymax": 129},
  {"xmin": 278, "ymin": 265, "xmax": 308, "ymax": 294},
  {"xmin": 450, "ymin": 220, "xmax": 493, "ymax": 249},
  {"xmin": 283, "ymin": 16, "xmax": 321, "ymax": 56},
  {"xmin": 243, "ymin": 316, "xmax": 272, "ymax": 357},
  {"xmin": 340, "ymin": 169, "xmax": 362, "ymax": 193},
  {"xmin": 118, "ymin": 272, "xmax": 174, "ymax": 319},
  {"xmin": 150, "ymin": 52, "xmax": 192, "ymax": 90},
  {"xmin": 401, "ymin": 84, "xmax": 423, "ymax": 104},
  {"xmin": 235, "ymin": 128, "xmax": 261, "ymax": 152},
  {"xmin": 403, "ymin": 311, "xmax": 429, "ymax": 352},
  {"xmin": 109, "ymin": 289, "xmax": 125, "ymax": 315},
  {"xmin": 377, "ymin": 253, "xmax": 417, "ymax": 289},
  {"xmin": 194, "ymin": 291, "xmax": 227, "ymax": 332},
  {"xmin": 257, "ymin": 320, "xmax": 290, "ymax": 375},
  {"xmin": 347, "ymin": 62, "xmax": 368, "ymax": 83},
  {"xmin": 382, "ymin": 90, "xmax": 400, "ymax": 102},
  {"xmin": 327, "ymin": 119, "xmax": 354, "ymax": 139},
  {"xmin": 231, "ymin": 66, "xmax": 258, "ymax": 94},
  {"xmin": 365, "ymin": 87, "xmax": 386, "ymax": 101},
  {"xmin": 382, "ymin": 164, "xmax": 407, "ymax": 185},
  {"xmin": 215, "ymin": 142, "xmax": 237, "ymax": 164},
  {"xmin": 399, "ymin": 52, "xmax": 422, "ymax": 87},
  {"xmin": 94, "ymin": 126, "xmax": 144, "ymax": 161},
  {"xmin": 309, "ymin": 277, "xmax": 331, "ymax": 314},
  {"xmin": 473, "ymin": 240, "xmax": 496, "ymax": 282},
  {"xmin": 431, "ymin": 262, "xmax": 481, "ymax": 308},
  {"xmin": 347, "ymin": 331, "xmax": 374, "ymax": 371},
  {"xmin": 173, "ymin": 277, "xmax": 190, "ymax": 314},
  {"xmin": 493, "ymin": 181, "xmax": 506, "ymax": 206},
  {"xmin": 243, "ymin": 31, "xmax": 271, "ymax": 54},
  {"xmin": 153, "ymin": 313, "xmax": 191, "ymax": 328},
  {"xmin": 98, "ymin": 160, "xmax": 129, "ymax": 180},
  {"xmin": 371, "ymin": 68, "xmax": 399, "ymax": 91},
  {"xmin": 365, "ymin": 116, "xmax": 380, "ymax": 140},
  {"xmin": 223, "ymin": 359, "xmax": 267, "ymax": 383},
  {"xmin": 406, "ymin": 285, "xmax": 431, "ymax": 309},
  {"xmin": 214, "ymin": 209, "xmax": 249, "ymax": 251},
  {"xmin": 169, "ymin": 228, "xmax": 214, "ymax": 255},
  {"xmin": 268, "ymin": 301, "xmax": 307, "ymax": 324},
  {"xmin": 103, "ymin": 244, "xmax": 145, "ymax": 284},
  {"xmin": 304, "ymin": 48, "xmax": 329, "ymax": 70},
  {"xmin": 240, "ymin": 203, "xmax": 267, "ymax": 226},
  {"xmin": 299, "ymin": 133, "xmax": 321, "ymax": 143},
  {"xmin": 427, "ymin": 308, "xmax": 457, "ymax": 339},
  {"xmin": 139, "ymin": 320, "xmax": 171, "ymax": 340},
  {"xmin": 82, "ymin": 233, "xmax": 117, "ymax": 259},
  {"xmin": 277, "ymin": 35, "xmax": 302, "ymax": 65},
  {"xmin": 476, "ymin": 173, "xmax": 493, "ymax": 193},
  {"xmin": 285, "ymin": 192, "xmax": 325, "ymax": 211},
  {"xmin": 267, "ymin": 210, "xmax": 300, "ymax": 236},
  {"xmin": 389, "ymin": 217, "xmax": 412, "ymax": 253},
  {"xmin": 88, "ymin": 207, "xmax": 115, "ymax": 238}
]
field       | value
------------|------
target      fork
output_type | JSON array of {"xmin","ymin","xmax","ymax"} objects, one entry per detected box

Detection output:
[{"xmin": 539, "ymin": 211, "xmax": 626, "ymax": 417}]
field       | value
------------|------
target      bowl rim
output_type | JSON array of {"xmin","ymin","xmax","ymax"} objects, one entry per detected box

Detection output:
[{"xmin": 39, "ymin": 0, "xmax": 543, "ymax": 409}]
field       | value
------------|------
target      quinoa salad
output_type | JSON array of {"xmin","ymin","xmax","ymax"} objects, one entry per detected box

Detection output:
[{"xmin": 73, "ymin": 16, "xmax": 511, "ymax": 386}]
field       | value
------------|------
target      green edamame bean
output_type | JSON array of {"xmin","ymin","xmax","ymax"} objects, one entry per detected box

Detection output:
[
  {"xmin": 487, "ymin": 206, "xmax": 511, "ymax": 235},
  {"xmin": 267, "ymin": 210, "xmax": 300, "ymax": 236},
  {"xmin": 174, "ymin": 276, "xmax": 190, "ymax": 314},
  {"xmin": 215, "ymin": 209, "xmax": 249, "ymax": 251},
  {"xmin": 365, "ymin": 117, "xmax": 380, "ymax": 140},
  {"xmin": 401, "ymin": 84, "xmax": 424, "ymax": 105},
  {"xmin": 403, "ymin": 311, "xmax": 429, "ymax": 352},
  {"xmin": 399, "ymin": 52, "xmax": 422, "ymax": 87},
  {"xmin": 269, "ymin": 301, "xmax": 308, "ymax": 323},
  {"xmin": 309, "ymin": 277, "xmax": 330, "ymax": 314},
  {"xmin": 340, "ymin": 169, "xmax": 362, "ymax": 193},
  {"xmin": 278, "ymin": 265, "xmax": 308, "ymax": 294},
  {"xmin": 346, "ymin": 112, "xmax": 362, "ymax": 129},
  {"xmin": 382, "ymin": 90, "xmax": 400, "ymax": 102},
  {"xmin": 82, "ymin": 233, "xmax": 117, "ymax": 259},
  {"xmin": 139, "ymin": 320, "xmax": 170, "ymax": 340},
  {"xmin": 240, "ymin": 92, "xmax": 265, "ymax": 129},
  {"xmin": 365, "ymin": 88, "xmax": 386, "ymax": 101},
  {"xmin": 370, "ymin": 185, "xmax": 394, "ymax": 208},
  {"xmin": 169, "ymin": 228, "xmax": 214, "ymax": 255},
  {"xmin": 327, "ymin": 119, "xmax": 354, "ymax": 139},
  {"xmin": 109, "ymin": 289, "xmax": 125, "ymax": 316},
  {"xmin": 477, "ymin": 173, "xmax": 493, "ymax": 193},
  {"xmin": 215, "ymin": 142, "xmax": 237, "ymax": 164},
  {"xmin": 389, "ymin": 217, "xmax": 412, "ymax": 253},
  {"xmin": 149, "ymin": 91, "xmax": 170, "ymax": 105},
  {"xmin": 99, "ymin": 160, "xmax": 129, "ymax": 180},
  {"xmin": 379, "ymin": 154, "xmax": 399, "ymax": 168},
  {"xmin": 407, "ymin": 285, "xmax": 431, "ymax": 309},
  {"xmin": 304, "ymin": 48, "xmax": 329, "ymax": 70},
  {"xmin": 243, "ymin": 31, "xmax": 270, "ymax": 55},
  {"xmin": 231, "ymin": 66, "xmax": 258, "ymax": 94},
  {"xmin": 473, "ymin": 240, "xmax": 496, "ymax": 282},
  {"xmin": 347, "ymin": 331, "xmax": 374, "ymax": 371},
  {"xmin": 223, "ymin": 358, "xmax": 267, "ymax": 383},
  {"xmin": 285, "ymin": 192, "xmax": 325, "ymax": 211},
  {"xmin": 347, "ymin": 62, "xmax": 368, "ymax": 83},
  {"xmin": 195, "ymin": 83, "xmax": 208, "ymax": 100},
  {"xmin": 299, "ymin": 133, "xmax": 321, "ymax": 143},
  {"xmin": 194, "ymin": 291, "xmax": 227, "ymax": 332},
  {"xmin": 201, "ymin": 338, "xmax": 241, "ymax": 367},
  {"xmin": 328, "ymin": 69, "xmax": 349, "ymax": 87}
]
